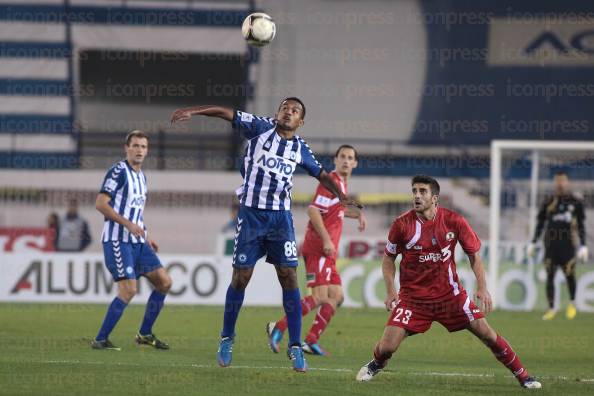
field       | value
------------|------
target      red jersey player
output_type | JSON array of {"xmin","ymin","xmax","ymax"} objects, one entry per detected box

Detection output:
[
  {"xmin": 267, "ymin": 145, "xmax": 366, "ymax": 355},
  {"xmin": 356, "ymin": 175, "xmax": 541, "ymax": 389}
]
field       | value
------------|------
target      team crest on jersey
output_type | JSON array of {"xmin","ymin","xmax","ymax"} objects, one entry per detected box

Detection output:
[
  {"xmin": 264, "ymin": 140, "xmax": 272, "ymax": 150},
  {"xmin": 290, "ymin": 151, "xmax": 296, "ymax": 160},
  {"xmin": 431, "ymin": 238, "xmax": 437, "ymax": 245},
  {"xmin": 446, "ymin": 231, "xmax": 455, "ymax": 241}
]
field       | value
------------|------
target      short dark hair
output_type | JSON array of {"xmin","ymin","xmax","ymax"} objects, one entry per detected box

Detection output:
[
  {"xmin": 411, "ymin": 174, "xmax": 440, "ymax": 196},
  {"xmin": 335, "ymin": 144, "xmax": 358, "ymax": 161},
  {"xmin": 280, "ymin": 97, "xmax": 306, "ymax": 119},
  {"xmin": 554, "ymin": 170, "xmax": 568, "ymax": 178},
  {"xmin": 125, "ymin": 130, "xmax": 149, "ymax": 146}
]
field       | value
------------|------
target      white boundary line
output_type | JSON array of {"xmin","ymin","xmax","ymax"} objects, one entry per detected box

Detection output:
[
  {"xmin": 35, "ymin": 360, "xmax": 351, "ymax": 373},
  {"xmin": 6, "ymin": 360, "xmax": 592, "ymax": 383}
]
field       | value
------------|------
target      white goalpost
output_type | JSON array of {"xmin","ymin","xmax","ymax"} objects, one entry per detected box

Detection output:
[{"xmin": 489, "ymin": 140, "xmax": 594, "ymax": 308}]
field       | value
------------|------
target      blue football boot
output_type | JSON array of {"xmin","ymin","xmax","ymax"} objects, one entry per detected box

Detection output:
[
  {"xmin": 302, "ymin": 341, "xmax": 327, "ymax": 356},
  {"xmin": 287, "ymin": 345, "xmax": 308, "ymax": 372},
  {"xmin": 266, "ymin": 322, "xmax": 283, "ymax": 353},
  {"xmin": 217, "ymin": 336, "xmax": 234, "ymax": 367}
]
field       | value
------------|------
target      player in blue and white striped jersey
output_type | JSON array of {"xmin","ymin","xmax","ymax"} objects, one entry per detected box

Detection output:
[
  {"xmin": 100, "ymin": 157, "xmax": 148, "ymax": 244},
  {"xmin": 91, "ymin": 131, "xmax": 172, "ymax": 351},
  {"xmin": 171, "ymin": 97, "xmax": 362, "ymax": 372}
]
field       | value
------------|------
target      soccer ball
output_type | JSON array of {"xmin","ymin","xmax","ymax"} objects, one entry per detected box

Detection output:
[{"xmin": 241, "ymin": 12, "xmax": 276, "ymax": 47}]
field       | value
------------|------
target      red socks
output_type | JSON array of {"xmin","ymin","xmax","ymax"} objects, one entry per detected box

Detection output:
[
  {"xmin": 305, "ymin": 303, "xmax": 335, "ymax": 344},
  {"xmin": 275, "ymin": 297, "xmax": 337, "ymax": 345},
  {"xmin": 373, "ymin": 343, "xmax": 392, "ymax": 368},
  {"xmin": 367, "ymin": 333, "xmax": 529, "ymax": 380},
  {"xmin": 489, "ymin": 335, "xmax": 529, "ymax": 382},
  {"xmin": 275, "ymin": 295, "xmax": 316, "ymax": 332}
]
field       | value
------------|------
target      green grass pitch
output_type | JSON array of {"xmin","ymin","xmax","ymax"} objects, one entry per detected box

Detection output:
[{"xmin": 1, "ymin": 303, "xmax": 593, "ymax": 395}]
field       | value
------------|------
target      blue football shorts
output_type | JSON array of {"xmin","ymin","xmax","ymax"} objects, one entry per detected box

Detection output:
[
  {"xmin": 232, "ymin": 205, "xmax": 298, "ymax": 268},
  {"xmin": 103, "ymin": 240, "xmax": 162, "ymax": 281}
]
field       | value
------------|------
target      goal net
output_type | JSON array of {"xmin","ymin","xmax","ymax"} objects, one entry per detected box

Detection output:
[{"xmin": 489, "ymin": 140, "xmax": 594, "ymax": 311}]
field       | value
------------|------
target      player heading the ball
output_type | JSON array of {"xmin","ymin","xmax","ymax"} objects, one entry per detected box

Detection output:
[
  {"xmin": 171, "ymin": 98, "xmax": 362, "ymax": 372},
  {"xmin": 267, "ymin": 144, "xmax": 366, "ymax": 357}
]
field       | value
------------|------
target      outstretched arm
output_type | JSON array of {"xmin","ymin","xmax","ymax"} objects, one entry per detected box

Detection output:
[
  {"xmin": 171, "ymin": 105, "xmax": 234, "ymax": 124},
  {"xmin": 468, "ymin": 252, "xmax": 492, "ymax": 314},
  {"xmin": 317, "ymin": 170, "xmax": 363, "ymax": 209}
]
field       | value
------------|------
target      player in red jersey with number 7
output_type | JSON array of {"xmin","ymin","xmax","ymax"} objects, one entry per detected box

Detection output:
[
  {"xmin": 267, "ymin": 145, "xmax": 366, "ymax": 356},
  {"xmin": 356, "ymin": 175, "xmax": 541, "ymax": 389}
]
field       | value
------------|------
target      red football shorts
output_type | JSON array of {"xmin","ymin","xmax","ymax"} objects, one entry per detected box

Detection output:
[
  {"xmin": 304, "ymin": 254, "xmax": 341, "ymax": 288},
  {"xmin": 386, "ymin": 291, "xmax": 485, "ymax": 333}
]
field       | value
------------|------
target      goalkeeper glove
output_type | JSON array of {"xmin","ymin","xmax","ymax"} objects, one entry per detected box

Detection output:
[
  {"xmin": 526, "ymin": 242, "xmax": 536, "ymax": 258},
  {"xmin": 577, "ymin": 245, "xmax": 588, "ymax": 263}
]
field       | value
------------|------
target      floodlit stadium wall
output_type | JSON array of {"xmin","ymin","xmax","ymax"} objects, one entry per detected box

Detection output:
[
  {"xmin": 3, "ymin": 0, "xmax": 594, "ymax": 170},
  {"xmin": 254, "ymin": 0, "xmax": 594, "ymax": 145},
  {"xmin": 0, "ymin": 0, "xmax": 251, "ymax": 165}
]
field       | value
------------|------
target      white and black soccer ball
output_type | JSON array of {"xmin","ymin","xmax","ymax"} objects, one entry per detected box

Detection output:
[{"xmin": 241, "ymin": 12, "xmax": 276, "ymax": 47}]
